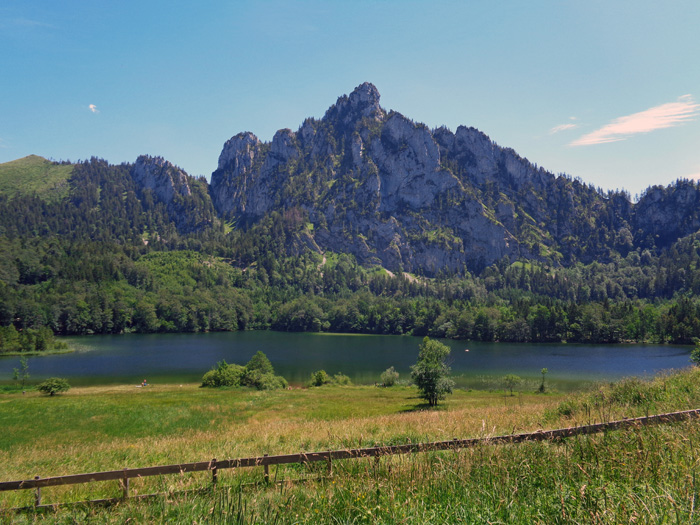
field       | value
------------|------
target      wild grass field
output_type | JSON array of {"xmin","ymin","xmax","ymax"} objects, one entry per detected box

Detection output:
[{"xmin": 2, "ymin": 368, "xmax": 700, "ymax": 523}]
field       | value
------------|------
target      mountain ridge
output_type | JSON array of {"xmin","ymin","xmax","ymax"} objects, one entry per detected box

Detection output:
[
  {"xmin": 208, "ymin": 82, "xmax": 700, "ymax": 274},
  {"xmin": 2, "ymin": 83, "xmax": 700, "ymax": 276}
]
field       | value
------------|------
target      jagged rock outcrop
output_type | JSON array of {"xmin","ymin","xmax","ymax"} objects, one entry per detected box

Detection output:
[
  {"xmin": 208, "ymin": 83, "xmax": 700, "ymax": 274},
  {"xmin": 132, "ymin": 155, "xmax": 191, "ymax": 204},
  {"xmin": 131, "ymin": 155, "xmax": 216, "ymax": 234},
  {"xmin": 633, "ymin": 181, "xmax": 700, "ymax": 247}
]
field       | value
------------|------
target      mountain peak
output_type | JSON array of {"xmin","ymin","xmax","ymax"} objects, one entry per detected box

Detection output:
[
  {"xmin": 348, "ymin": 82, "xmax": 380, "ymax": 108},
  {"xmin": 324, "ymin": 82, "xmax": 384, "ymax": 126}
]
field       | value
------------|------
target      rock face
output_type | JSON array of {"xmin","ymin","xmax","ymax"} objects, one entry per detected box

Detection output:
[
  {"xmin": 208, "ymin": 83, "xmax": 700, "ymax": 274},
  {"xmin": 633, "ymin": 182, "xmax": 700, "ymax": 247},
  {"xmin": 131, "ymin": 155, "xmax": 216, "ymax": 234},
  {"xmin": 132, "ymin": 155, "xmax": 191, "ymax": 204}
]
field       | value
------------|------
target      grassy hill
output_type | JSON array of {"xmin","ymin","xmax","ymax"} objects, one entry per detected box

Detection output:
[{"xmin": 0, "ymin": 155, "xmax": 73, "ymax": 201}]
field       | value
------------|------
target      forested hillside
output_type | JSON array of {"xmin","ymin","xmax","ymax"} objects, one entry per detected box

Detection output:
[{"xmin": 1, "ymin": 84, "xmax": 700, "ymax": 349}]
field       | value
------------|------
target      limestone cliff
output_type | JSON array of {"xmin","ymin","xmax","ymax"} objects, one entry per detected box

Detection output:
[
  {"xmin": 132, "ymin": 155, "xmax": 215, "ymax": 233},
  {"xmin": 208, "ymin": 83, "xmax": 700, "ymax": 274}
]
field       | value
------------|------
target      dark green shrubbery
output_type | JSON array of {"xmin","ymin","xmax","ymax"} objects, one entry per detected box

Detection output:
[
  {"xmin": 201, "ymin": 361, "xmax": 245, "ymax": 387},
  {"xmin": 201, "ymin": 352, "xmax": 287, "ymax": 390},
  {"xmin": 308, "ymin": 370, "xmax": 352, "ymax": 387}
]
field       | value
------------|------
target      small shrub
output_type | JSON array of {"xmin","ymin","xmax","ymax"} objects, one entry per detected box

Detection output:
[
  {"xmin": 37, "ymin": 377, "xmax": 70, "ymax": 396},
  {"xmin": 308, "ymin": 370, "xmax": 352, "ymax": 387},
  {"xmin": 380, "ymin": 366, "xmax": 399, "ymax": 387},
  {"xmin": 309, "ymin": 370, "xmax": 332, "ymax": 387},
  {"xmin": 201, "ymin": 361, "xmax": 245, "ymax": 387},
  {"xmin": 202, "ymin": 353, "xmax": 287, "ymax": 390},
  {"xmin": 242, "ymin": 370, "xmax": 288, "ymax": 390},
  {"xmin": 333, "ymin": 372, "xmax": 352, "ymax": 386}
]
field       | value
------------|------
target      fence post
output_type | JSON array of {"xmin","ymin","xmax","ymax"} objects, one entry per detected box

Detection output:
[
  {"xmin": 212, "ymin": 458, "xmax": 217, "ymax": 487},
  {"xmin": 263, "ymin": 454, "xmax": 269, "ymax": 484},
  {"xmin": 34, "ymin": 476, "xmax": 41, "ymax": 507},
  {"xmin": 326, "ymin": 456, "xmax": 333, "ymax": 477},
  {"xmin": 121, "ymin": 468, "xmax": 129, "ymax": 499}
]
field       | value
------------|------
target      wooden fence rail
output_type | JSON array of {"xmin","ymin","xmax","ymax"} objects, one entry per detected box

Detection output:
[{"xmin": 2, "ymin": 408, "xmax": 700, "ymax": 507}]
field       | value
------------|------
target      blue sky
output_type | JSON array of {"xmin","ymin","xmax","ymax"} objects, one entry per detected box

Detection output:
[{"xmin": 1, "ymin": 1, "xmax": 699, "ymax": 197}]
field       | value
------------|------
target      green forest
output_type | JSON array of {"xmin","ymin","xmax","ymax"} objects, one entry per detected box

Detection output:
[{"xmin": 1, "ymin": 157, "xmax": 699, "ymax": 352}]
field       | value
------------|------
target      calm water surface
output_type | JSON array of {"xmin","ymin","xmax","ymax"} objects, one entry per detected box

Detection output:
[{"xmin": 0, "ymin": 331, "xmax": 692, "ymax": 391}]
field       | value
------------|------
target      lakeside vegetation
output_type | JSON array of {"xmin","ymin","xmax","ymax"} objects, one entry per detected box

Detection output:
[
  {"xmin": 0, "ymin": 325, "xmax": 69, "ymax": 355},
  {"xmin": 2, "ymin": 234, "xmax": 700, "ymax": 345},
  {"xmin": 2, "ymin": 366, "xmax": 700, "ymax": 522}
]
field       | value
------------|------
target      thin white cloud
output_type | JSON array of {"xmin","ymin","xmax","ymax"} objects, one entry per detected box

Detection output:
[
  {"xmin": 570, "ymin": 95, "xmax": 699, "ymax": 146},
  {"xmin": 549, "ymin": 123, "xmax": 578, "ymax": 134},
  {"xmin": 0, "ymin": 17, "xmax": 54, "ymax": 31},
  {"xmin": 12, "ymin": 18, "xmax": 53, "ymax": 28},
  {"xmin": 89, "ymin": 104, "xmax": 99, "ymax": 113}
]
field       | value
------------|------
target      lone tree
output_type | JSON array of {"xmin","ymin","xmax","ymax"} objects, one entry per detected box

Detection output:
[
  {"xmin": 37, "ymin": 377, "xmax": 70, "ymax": 396},
  {"xmin": 13, "ymin": 356, "xmax": 30, "ymax": 391},
  {"xmin": 503, "ymin": 374, "xmax": 521, "ymax": 396},
  {"xmin": 539, "ymin": 368, "xmax": 549, "ymax": 393},
  {"xmin": 411, "ymin": 337, "xmax": 454, "ymax": 407}
]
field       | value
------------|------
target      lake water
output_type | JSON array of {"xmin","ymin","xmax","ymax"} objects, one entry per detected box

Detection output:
[{"xmin": 0, "ymin": 331, "xmax": 692, "ymax": 391}]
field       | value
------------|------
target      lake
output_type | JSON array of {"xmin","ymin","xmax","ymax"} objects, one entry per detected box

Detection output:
[{"xmin": 0, "ymin": 331, "xmax": 692, "ymax": 391}]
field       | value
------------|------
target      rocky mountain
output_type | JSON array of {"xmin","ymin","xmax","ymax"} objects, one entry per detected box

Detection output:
[
  {"xmin": 132, "ymin": 155, "xmax": 192, "ymax": 204},
  {"xmin": 2, "ymin": 83, "xmax": 699, "ymax": 277},
  {"xmin": 209, "ymin": 82, "xmax": 700, "ymax": 274},
  {"xmin": 131, "ymin": 155, "xmax": 217, "ymax": 234}
]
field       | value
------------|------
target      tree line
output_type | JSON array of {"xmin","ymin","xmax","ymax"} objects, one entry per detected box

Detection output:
[{"xmin": 1, "ymin": 158, "xmax": 700, "ymax": 346}]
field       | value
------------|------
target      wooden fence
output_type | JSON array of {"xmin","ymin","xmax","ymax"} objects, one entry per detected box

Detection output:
[{"xmin": 3, "ymin": 407, "xmax": 700, "ymax": 509}]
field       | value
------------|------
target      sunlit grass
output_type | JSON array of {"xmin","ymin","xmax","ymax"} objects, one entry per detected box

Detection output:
[
  {"xmin": 2, "ymin": 368, "xmax": 700, "ymax": 522},
  {"xmin": 0, "ymin": 155, "xmax": 73, "ymax": 201}
]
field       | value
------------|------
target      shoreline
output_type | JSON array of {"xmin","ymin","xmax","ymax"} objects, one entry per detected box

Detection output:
[{"xmin": 0, "ymin": 348, "xmax": 75, "ymax": 357}]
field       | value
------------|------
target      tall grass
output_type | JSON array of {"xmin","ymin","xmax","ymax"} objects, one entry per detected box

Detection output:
[{"xmin": 2, "ymin": 368, "xmax": 700, "ymax": 523}]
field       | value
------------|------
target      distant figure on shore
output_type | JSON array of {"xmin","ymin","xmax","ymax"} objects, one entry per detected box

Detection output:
[{"xmin": 141, "ymin": 379, "xmax": 148, "ymax": 387}]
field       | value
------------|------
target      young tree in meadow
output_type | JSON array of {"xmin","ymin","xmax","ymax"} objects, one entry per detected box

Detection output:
[
  {"xmin": 37, "ymin": 377, "xmax": 70, "ymax": 396},
  {"xmin": 503, "ymin": 374, "xmax": 521, "ymax": 396},
  {"xmin": 411, "ymin": 337, "xmax": 454, "ymax": 406},
  {"xmin": 12, "ymin": 356, "xmax": 29, "ymax": 390},
  {"xmin": 539, "ymin": 367, "xmax": 549, "ymax": 393}
]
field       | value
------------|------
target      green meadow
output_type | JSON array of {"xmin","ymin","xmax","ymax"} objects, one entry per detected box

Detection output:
[
  {"xmin": 2, "ymin": 368, "xmax": 700, "ymax": 523},
  {"xmin": 0, "ymin": 156, "xmax": 73, "ymax": 201}
]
